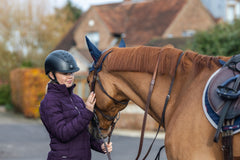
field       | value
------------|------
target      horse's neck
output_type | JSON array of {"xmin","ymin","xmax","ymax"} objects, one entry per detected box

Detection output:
[
  {"xmin": 114, "ymin": 71, "xmax": 174, "ymax": 122},
  {"xmin": 114, "ymin": 63, "xmax": 222, "ymax": 124}
]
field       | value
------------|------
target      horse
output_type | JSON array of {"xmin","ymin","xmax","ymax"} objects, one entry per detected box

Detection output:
[{"xmin": 85, "ymin": 37, "xmax": 240, "ymax": 160}]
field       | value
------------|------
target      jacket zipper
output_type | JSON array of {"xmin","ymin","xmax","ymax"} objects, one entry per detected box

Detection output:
[{"xmin": 70, "ymin": 97, "xmax": 80, "ymax": 114}]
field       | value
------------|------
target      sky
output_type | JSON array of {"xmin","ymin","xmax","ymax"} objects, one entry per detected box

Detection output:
[{"xmin": 51, "ymin": 0, "xmax": 124, "ymax": 11}]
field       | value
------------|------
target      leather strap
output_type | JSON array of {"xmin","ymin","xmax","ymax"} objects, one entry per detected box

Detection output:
[
  {"xmin": 108, "ymin": 113, "xmax": 120, "ymax": 143},
  {"xmin": 161, "ymin": 52, "xmax": 184, "ymax": 128},
  {"xmin": 135, "ymin": 53, "xmax": 162, "ymax": 160},
  {"xmin": 222, "ymin": 135, "xmax": 233, "ymax": 160},
  {"xmin": 91, "ymin": 50, "xmax": 112, "ymax": 92}
]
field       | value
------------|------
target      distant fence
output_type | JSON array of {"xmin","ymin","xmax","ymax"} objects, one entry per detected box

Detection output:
[{"xmin": 74, "ymin": 72, "xmax": 89, "ymax": 101}]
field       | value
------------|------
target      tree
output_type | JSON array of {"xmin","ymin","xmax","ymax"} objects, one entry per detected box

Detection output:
[
  {"xmin": 188, "ymin": 19, "xmax": 240, "ymax": 56},
  {"xmin": 55, "ymin": 0, "xmax": 82, "ymax": 22},
  {"xmin": 0, "ymin": 43, "xmax": 21, "ymax": 83},
  {"xmin": 0, "ymin": 0, "xmax": 83, "ymax": 107},
  {"xmin": 0, "ymin": 0, "xmax": 83, "ymax": 83}
]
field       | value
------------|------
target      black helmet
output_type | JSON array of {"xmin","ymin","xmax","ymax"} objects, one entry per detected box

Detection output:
[{"xmin": 44, "ymin": 50, "xmax": 80, "ymax": 75}]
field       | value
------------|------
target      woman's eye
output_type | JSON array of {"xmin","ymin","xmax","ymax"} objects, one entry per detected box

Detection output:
[{"xmin": 62, "ymin": 72, "xmax": 73, "ymax": 75}]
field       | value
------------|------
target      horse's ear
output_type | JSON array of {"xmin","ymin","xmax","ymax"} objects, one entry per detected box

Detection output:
[
  {"xmin": 85, "ymin": 36, "xmax": 101, "ymax": 62},
  {"xmin": 219, "ymin": 59, "xmax": 226, "ymax": 66},
  {"xmin": 119, "ymin": 38, "xmax": 126, "ymax": 48}
]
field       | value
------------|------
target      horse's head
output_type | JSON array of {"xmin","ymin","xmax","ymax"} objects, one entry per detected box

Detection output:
[{"xmin": 86, "ymin": 36, "xmax": 129, "ymax": 138}]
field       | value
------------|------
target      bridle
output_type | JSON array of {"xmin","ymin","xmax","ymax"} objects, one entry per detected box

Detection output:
[{"xmin": 89, "ymin": 49, "xmax": 129, "ymax": 160}]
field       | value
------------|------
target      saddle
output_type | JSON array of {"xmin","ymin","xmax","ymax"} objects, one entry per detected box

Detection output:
[
  {"xmin": 206, "ymin": 54, "xmax": 240, "ymax": 160},
  {"xmin": 208, "ymin": 55, "xmax": 240, "ymax": 119}
]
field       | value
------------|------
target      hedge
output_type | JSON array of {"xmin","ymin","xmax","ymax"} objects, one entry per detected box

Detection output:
[{"xmin": 10, "ymin": 68, "xmax": 49, "ymax": 118}]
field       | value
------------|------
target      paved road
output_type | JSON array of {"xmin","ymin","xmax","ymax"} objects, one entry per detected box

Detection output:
[{"xmin": 0, "ymin": 110, "xmax": 166, "ymax": 160}]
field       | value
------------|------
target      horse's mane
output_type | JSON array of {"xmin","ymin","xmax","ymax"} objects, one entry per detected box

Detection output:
[{"xmin": 105, "ymin": 46, "xmax": 222, "ymax": 76}]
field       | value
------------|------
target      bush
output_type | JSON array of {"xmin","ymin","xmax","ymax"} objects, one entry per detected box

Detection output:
[
  {"xmin": 188, "ymin": 19, "xmax": 240, "ymax": 56},
  {"xmin": 10, "ymin": 68, "xmax": 49, "ymax": 118},
  {"xmin": 0, "ymin": 84, "xmax": 11, "ymax": 105}
]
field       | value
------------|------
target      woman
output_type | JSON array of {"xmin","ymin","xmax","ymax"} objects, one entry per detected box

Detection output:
[{"xmin": 40, "ymin": 50, "xmax": 112, "ymax": 160}]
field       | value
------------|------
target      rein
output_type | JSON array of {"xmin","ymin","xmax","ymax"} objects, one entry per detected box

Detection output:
[
  {"xmin": 135, "ymin": 51, "xmax": 162, "ymax": 160},
  {"xmin": 135, "ymin": 52, "xmax": 184, "ymax": 160}
]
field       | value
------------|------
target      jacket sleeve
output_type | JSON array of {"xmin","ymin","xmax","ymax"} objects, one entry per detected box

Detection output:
[
  {"xmin": 90, "ymin": 134, "xmax": 105, "ymax": 153},
  {"xmin": 40, "ymin": 97, "xmax": 94, "ymax": 142}
]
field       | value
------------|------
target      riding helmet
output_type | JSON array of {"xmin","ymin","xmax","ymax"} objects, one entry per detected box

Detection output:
[{"xmin": 44, "ymin": 50, "xmax": 80, "ymax": 75}]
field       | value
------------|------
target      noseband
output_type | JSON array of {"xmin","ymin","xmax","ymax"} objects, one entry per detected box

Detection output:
[{"xmin": 89, "ymin": 50, "xmax": 128, "ymax": 160}]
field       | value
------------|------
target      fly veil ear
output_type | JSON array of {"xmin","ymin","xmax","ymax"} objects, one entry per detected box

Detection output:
[{"xmin": 85, "ymin": 36, "xmax": 102, "ymax": 63}]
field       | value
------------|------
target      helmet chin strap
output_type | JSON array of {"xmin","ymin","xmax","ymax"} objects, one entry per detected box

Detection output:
[{"xmin": 47, "ymin": 72, "xmax": 59, "ymax": 84}]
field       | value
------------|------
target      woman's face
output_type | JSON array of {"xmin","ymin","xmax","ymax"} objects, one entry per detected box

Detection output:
[{"xmin": 50, "ymin": 72, "xmax": 75, "ymax": 88}]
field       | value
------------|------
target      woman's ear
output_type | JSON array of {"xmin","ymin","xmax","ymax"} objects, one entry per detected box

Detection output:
[{"xmin": 48, "ymin": 72, "xmax": 55, "ymax": 80}]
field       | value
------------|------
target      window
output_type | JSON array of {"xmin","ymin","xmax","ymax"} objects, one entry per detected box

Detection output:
[
  {"xmin": 110, "ymin": 37, "xmax": 119, "ymax": 46},
  {"xmin": 86, "ymin": 32, "xmax": 100, "ymax": 47},
  {"xmin": 182, "ymin": 30, "xmax": 196, "ymax": 37},
  {"xmin": 226, "ymin": 5, "xmax": 235, "ymax": 23},
  {"xmin": 167, "ymin": 34, "xmax": 173, "ymax": 38},
  {"xmin": 88, "ymin": 20, "xmax": 95, "ymax": 27}
]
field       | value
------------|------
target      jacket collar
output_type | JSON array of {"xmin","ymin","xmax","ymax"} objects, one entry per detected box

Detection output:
[{"xmin": 47, "ymin": 82, "xmax": 76, "ymax": 96}]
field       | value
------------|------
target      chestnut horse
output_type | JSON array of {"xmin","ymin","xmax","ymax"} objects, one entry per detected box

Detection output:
[{"xmin": 86, "ymin": 40, "xmax": 240, "ymax": 159}]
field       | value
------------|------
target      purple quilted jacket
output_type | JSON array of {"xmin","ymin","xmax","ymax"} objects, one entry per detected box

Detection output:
[{"xmin": 40, "ymin": 83, "xmax": 104, "ymax": 160}]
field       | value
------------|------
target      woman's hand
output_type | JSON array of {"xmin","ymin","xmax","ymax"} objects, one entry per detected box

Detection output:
[
  {"xmin": 101, "ymin": 142, "xmax": 113, "ymax": 153},
  {"xmin": 85, "ymin": 92, "xmax": 96, "ymax": 112}
]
